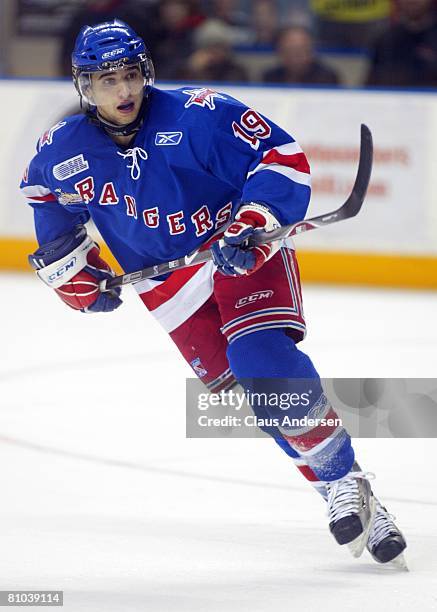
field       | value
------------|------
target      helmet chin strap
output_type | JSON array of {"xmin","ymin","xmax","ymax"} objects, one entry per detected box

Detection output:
[{"xmin": 86, "ymin": 96, "xmax": 149, "ymax": 138}]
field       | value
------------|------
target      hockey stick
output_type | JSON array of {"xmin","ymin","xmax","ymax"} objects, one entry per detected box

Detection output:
[{"xmin": 101, "ymin": 124, "xmax": 373, "ymax": 292}]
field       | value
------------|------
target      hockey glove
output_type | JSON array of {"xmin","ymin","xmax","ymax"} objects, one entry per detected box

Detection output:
[
  {"xmin": 29, "ymin": 225, "xmax": 122, "ymax": 313},
  {"xmin": 210, "ymin": 202, "xmax": 281, "ymax": 276}
]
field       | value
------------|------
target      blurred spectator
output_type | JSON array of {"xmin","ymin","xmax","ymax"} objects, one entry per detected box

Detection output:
[
  {"xmin": 209, "ymin": 0, "xmax": 248, "ymax": 27},
  {"xmin": 178, "ymin": 20, "xmax": 249, "ymax": 81},
  {"xmin": 311, "ymin": 0, "xmax": 391, "ymax": 50},
  {"xmin": 0, "ymin": 50, "xmax": 5, "ymax": 78},
  {"xmin": 0, "ymin": 0, "xmax": 7, "ymax": 75},
  {"xmin": 201, "ymin": 0, "xmax": 252, "ymax": 45},
  {"xmin": 59, "ymin": 0, "xmax": 206, "ymax": 80},
  {"xmin": 59, "ymin": 0, "xmax": 149, "ymax": 77},
  {"xmin": 262, "ymin": 26, "xmax": 340, "ymax": 85},
  {"xmin": 282, "ymin": 0, "xmax": 314, "ymax": 32},
  {"xmin": 250, "ymin": 0, "xmax": 280, "ymax": 47},
  {"xmin": 276, "ymin": 0, "xmax": 312, "ymax": 18},
  {"xmin": 366, "ymin": 0, "xmax": 437, "ymax": 87},
  {"xmin": 143, "ymin": 0, "xmax": 207, "ymax": 79}
]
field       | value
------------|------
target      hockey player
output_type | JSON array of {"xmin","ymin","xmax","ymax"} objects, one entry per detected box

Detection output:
[{"xmin": 20, "ymin": 20, "xmax": 406, "ymax": 567}]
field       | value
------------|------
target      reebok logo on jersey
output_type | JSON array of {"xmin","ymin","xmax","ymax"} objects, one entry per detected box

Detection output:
[
  {"xmin": 235, "ymin": 290, "xmax": 274, "ymax": 309},
  {"xmin": 53, "ymin": 155, "xmax": 89, "ymax": 181},
  {"xmin": 155, "ymin": 132, "xmax": 183, "ymax": 146}
]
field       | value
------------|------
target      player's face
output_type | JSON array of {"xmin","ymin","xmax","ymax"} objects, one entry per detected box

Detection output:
[{"xmin": 90, "ymin": 65, "xmax": 144, "ymax": 125}]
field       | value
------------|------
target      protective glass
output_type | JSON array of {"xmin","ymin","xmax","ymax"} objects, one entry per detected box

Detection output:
[{"xmin": 77, "ymin": 63, "xmax": 147, "ymax": 109}]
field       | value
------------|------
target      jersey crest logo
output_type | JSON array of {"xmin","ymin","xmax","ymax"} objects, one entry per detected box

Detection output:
[
  {"xmin": 191, "ymin": 357, "xmax": 208, "ymax": 378},
  {"xmin": 182, "ymin": 88, "xmax": 226, "ymax": 111},
  {"xmin": 53, "ymin": 154, "xmax": 89, "ymax": 181},
  {"xmin": 39, "ymin": 121, "xmax": 67, "ymax": 148},
  {"xmin": 155, "ymin": 132, "xmax": 183, "ymax": 146},
  {"xmin": 54, "ymin": 188, "xmax": 84, "ymax": 206}
]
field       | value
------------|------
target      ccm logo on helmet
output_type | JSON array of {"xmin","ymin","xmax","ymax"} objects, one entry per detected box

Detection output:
[
  {"xmin": 101, "ymin": 48, "xmax": 126, "ymax": 59},
  {"xmin": 48, "ymin": 257, "xmax": 77, "ymax": 284},
  {"xmin": 235, "ymin": 290, "xmax": 274, "ymax": 309}
]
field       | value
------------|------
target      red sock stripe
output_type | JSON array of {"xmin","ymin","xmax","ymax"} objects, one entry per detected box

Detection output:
[
  {"xmin": 295, "ymin": 463, "xmax": 320, "ymax": 482},
  {"xmin": 283, "ymin": 407, "xmax": 340, "ymax": 453}
]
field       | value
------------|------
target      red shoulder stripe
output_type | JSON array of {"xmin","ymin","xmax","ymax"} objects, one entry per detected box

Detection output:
[{"xmin": 262, "ymin": 150, "xmax": 310, "ymax": 174}]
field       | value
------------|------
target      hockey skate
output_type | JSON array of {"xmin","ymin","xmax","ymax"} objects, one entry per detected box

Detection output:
[
  {"xmin": 366, "ymin": 499, "xmax": 408, "ymax": 570},
  {"xmin": 326, "ymin": 463, "xmax": 376, "ymax": 558}
]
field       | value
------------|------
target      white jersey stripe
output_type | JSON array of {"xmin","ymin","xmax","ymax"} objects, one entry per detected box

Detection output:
[
  {"xmin": 133, "ymin": 276, "xmax": 167, "ymax": 294},
  {"xmin": 20, "ymin": 184, "xmax": 52, "ymax": 197},
  {"xmin": 248, "ymin": 163, "xmax": 312, "ymax": 187},
  {"xmin": 263, "ymin": 142, "xmax": 303, "ymax": 157},
  {"xmin": 136, "ymin": 261, "xmax": 215, "ymax": 333}
]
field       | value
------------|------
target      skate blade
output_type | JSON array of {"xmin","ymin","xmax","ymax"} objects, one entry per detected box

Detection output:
[
  {"xmin": 388, "ymin": 552, "xmax": 409, "ymax": 571},
  {"xmin": 347, "ymin": 495, "xmax": 377, "ymax": 558}
]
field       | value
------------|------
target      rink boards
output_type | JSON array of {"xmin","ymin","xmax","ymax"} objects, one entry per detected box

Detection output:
[{"xmin": 1, "ymin": 80, "xmax": 437, "ymax": 288}]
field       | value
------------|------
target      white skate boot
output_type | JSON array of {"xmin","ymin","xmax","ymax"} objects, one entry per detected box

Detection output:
[
  {"xmin": 366, "ymin": 499, "xmax": 408, "ymax": 569},
  {"xmin": 326, "ymin": 464, "xmax": 376, "ymax": 558}
]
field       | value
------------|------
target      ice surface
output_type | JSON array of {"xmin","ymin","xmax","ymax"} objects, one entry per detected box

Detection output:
[{"xmin": 1, "ymin": 274, "xmax": 436, "ymax": 611}]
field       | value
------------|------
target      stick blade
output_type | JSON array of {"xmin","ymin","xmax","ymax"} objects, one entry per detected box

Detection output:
[{"xmin": 344, "ymin": 123, "xmax": 373, "ymax": 218}]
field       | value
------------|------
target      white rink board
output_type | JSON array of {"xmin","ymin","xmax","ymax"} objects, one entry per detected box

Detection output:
[{"xmin": 3, "ymin": 80, "xmax": 437, "ymax": 255}]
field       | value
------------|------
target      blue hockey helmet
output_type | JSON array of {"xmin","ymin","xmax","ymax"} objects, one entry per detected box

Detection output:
[{"xmin": 72, "ymin": 19, "xmax": 154, "ymax": 108}]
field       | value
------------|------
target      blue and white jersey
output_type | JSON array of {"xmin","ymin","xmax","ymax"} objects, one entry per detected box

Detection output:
[{"xmin": 20, "ymin": 87, "xmax": 311, "ymax": 273}]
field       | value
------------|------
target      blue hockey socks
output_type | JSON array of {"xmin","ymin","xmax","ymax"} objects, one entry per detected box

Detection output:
[{"xmin": 227, "ymin": 329, "xmax": 355, "ymax": 481}]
